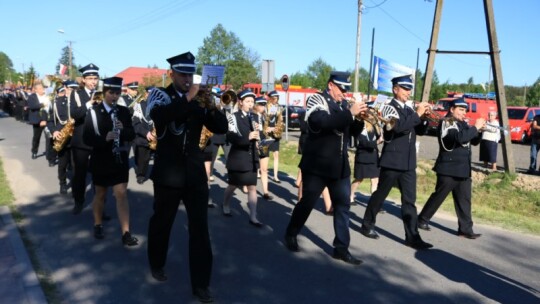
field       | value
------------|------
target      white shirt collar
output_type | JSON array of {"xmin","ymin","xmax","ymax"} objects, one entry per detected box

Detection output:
[{"xmin": 103, "ymin": 102, "xmax": 113, "ymax": 113}]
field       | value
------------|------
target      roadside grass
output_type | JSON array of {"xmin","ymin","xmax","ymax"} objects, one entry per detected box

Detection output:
[
  {"xmin": 270, "ymin": 141, "xmax": 540, "ymax": 236},
  {"xmin": 0, "ymin": 158, "xmax": 62, "ymax": 304}
]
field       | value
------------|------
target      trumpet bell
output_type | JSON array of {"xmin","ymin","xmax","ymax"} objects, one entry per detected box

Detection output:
[{"xmin": 220, "ymin": 89, "xmax": 237, "ymax": 105}]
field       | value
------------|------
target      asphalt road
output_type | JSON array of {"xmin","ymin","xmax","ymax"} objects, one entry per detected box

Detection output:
[{"xmin": 0, "ymin": 116, "xmax": 539, "ymax": 304}]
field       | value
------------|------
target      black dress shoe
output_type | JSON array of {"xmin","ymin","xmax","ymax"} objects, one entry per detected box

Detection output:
[
  {"xmin": 31, "ymin": 153, "xmax": 37, "ymax": 160},
  {"xmin": 193, "ymin": 287, "xmax": 214, "ymax": 303},
  {"xmin": 59, "ymin": 184, "xmax": 68, "ymax": 195},
  {"xmin": 378, "ymin": 208, "xmax": 386, "ymax": 214},
  {"xmin": 284, "ymin": 235, "xmax": 299, "ymax": 252},
  {"xmin": 350, "ymin": 201, "xmax": 358, "ymax": 206},
  {"xmin": 418, "ymin": 222, "xmax": 431, "ymax": 231},
  {"xmin": 405, "ymin": 237, "xmax": 433, "ymax": 250},
  {"xmin": 151, "ymin": 268, "xmax": 168, "ymax": 282},
  {"xmin": 457, "ymin": 231, "xmax": 482, "ymax": 239},
  {"xmin": 249, "ymin": 220, "xmax": 264, "ymax": 228},
  {"xmin": 94, "ymin": 224, "xmax": 104, "ymax": 239},
  {"xmin": 72, "ymin": 201, "xmax": 84, "ymax": 215},
  {"xmin": 48, "ymin": 162, "xmax": 55, "ymax": 167},
  {"xmin": 273, "ymin": 177, "xmax": 281, "ymax": 184},
  {"xmin": 263, "ymin": 193, "xmax": 273, "ymax": 200},
  {"xmin": 332, "ymin": 249, "xmax": 363, "ymax": 266},
  {"xmin": 122, "ymin": 232, "xmax": 139, "ymax": 246},
  {"xmin": 136, "ymin": 176, "xmax": 145, "ymax": 184},
  {"xmin": 207, "ymin": 202, "xmax": 216, "ymax": 208},
  {"xmin": 360, "ymin": 226, "xmax": 380, "ymax": 239}
]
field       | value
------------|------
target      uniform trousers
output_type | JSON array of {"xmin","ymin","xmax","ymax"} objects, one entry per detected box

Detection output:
[
  {"xmin": 363, "ymin": 168, "xmax": 420, "ymax": 240},
  {"xmin": 419, "ymin": 175, "xmax": 473, "ymax": 234},
  {"xmin": 148, "ymin": 183, "xmax": 213, "ymax": 290},
  {"xmin": 31, "ymin": 124, "xmax": 44, "ymax": 154},
  {"xmin": 134, "ymin": 145, "xmax": 151, "ymax": 178},
  {"xmin": 71, "ymin": 147, "xmax": 91, "ymax": 204},
  {"xmin": 57, "ymin": 148, "xmax": 71, "ymax": 185},
  {"xmin": 286, "ymin": 173, "xmax": 351, "ymax": 253}
]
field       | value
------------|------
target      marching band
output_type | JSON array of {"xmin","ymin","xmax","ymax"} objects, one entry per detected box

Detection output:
[{"xmin": 1, "ymin": 57, "xmax": 495, "ymax": 302}]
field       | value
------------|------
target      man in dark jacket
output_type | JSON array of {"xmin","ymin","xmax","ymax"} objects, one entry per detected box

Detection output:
[
  {"xmin": 417, "ymin": 98, "xmax": 485, "ymax": 239},
  {"xmin": 146, "ymin": 51, "xmax": 228, "ymax": 303},
  {"xmin": 70, "ymin": 64, "xmax": 99, "ymax": 214},
  {"xmin": 27, "ymin": 82, "xmax": 52, "ymax": 161},
  {"xmin": 360, "ymin": 74, "xmax": 433, "ymax": 250},
  {"xmin": 284, "ymin": 71, "xmax": 366, "ymax": 265}
]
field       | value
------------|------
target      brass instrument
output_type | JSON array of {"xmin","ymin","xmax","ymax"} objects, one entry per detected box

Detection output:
[
  {"xmin": 149, "ymin": 127, "xmax": 157, "ymax": 150},
  {"xmin": 90, "ymin": 80, "xmax": 104, "ymax": 104},
  {"xmin": 264, "ymin": 103, "xmax": 284, "ymax": 139},
  {"xmin": 348, "ymin": 97, "xmax": 398, "ymax": 131},
  {"xmin": 256, "ymin": 113, "xmax": 273, "ymax": 156},
  {"xmin": 220, "ymin": 89, "xmax": 237, "ymax": 106},
  {"xmin": 53, "ymin": 118, "xmax": 75, "ymax": 152},
  {"xmin": 195, "ymin": 76, "xmax": 219, "ymax": 150},
  {"xmin": 422, "ymin": 106, "xmax": 444, "ymax": 123},
  {"xmin": 128, "ymin": 94, "xmax": 145, "ymax": 108}
]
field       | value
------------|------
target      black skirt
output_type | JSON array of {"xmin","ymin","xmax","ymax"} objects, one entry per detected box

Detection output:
[
  {"xmin": 479, "ymin": 139, "xmax": 497, "ymax": 163},
  {"xmin": 353, "ymin": 162, "xmax": 380, "ymax": 179},
  {"xmin": 268, "ymin": 140, "xmax": 280, "ymax": 152},
  {"xmin": 93, "ymin": 170, "xmax": 129, "ymax": 187},
  {"xmin": 228, "ymin": 170, "xmax": 257, "ymax": 186}
]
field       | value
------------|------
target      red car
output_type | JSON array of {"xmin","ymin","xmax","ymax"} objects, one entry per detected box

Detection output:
[{"xmin": 507, "ymin": 106, "xmax": 540, "ymax": 143}]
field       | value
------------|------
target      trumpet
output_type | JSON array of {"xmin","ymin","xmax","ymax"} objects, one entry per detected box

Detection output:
[
  {"xmin": 90, "ymin": 80, "xmax": 104, "ymax": 104},
  {"xmin": 220, "ymin": 89, "xmax": 237, "ymax": 106},
  {"xmin": 347, "ymin": 97, "xmax": 398, "ymax": 130},
  {"xmin": 421, "ymin": 104, "xmax": 444, "ymax": 123}
]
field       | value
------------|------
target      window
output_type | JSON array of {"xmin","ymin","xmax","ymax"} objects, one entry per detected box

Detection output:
[
  {"xmin": 527, "ymin": 110, "xmax": 534, "ymax": 122},
  {"xmin": 470, "ymin": 103, "xmax": 476, "ymax": 113}
]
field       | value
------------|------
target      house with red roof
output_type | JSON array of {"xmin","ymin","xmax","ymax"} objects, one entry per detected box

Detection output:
[{"xmin": 115, "ymin": 67, "xmax": 168, "ymax": 86}]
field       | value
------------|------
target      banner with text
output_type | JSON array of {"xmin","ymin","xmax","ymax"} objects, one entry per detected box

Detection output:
[{"xmin": 372, "ymin": 56, "xmax": 415, "ymax": 93}]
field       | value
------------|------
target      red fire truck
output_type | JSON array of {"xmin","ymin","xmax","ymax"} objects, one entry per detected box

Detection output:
[{"xmin": 428, "ymin": 92, "xmax": 498, "ymax": 133}]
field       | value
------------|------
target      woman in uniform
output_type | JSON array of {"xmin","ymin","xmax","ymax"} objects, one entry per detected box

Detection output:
[
  {"xmin": 222, "ymin": 90, "xmax": 263, "ymax": 227},
  {"xmin": 83, "ymin": 76, "xmax": 138, "ymax": 246}
]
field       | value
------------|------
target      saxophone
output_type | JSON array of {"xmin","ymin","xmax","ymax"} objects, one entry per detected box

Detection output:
[
  {"xmin": 265, "ymin": 104, "xmax": 284, "ymax": 139},
  {"xmin": 149, "ymin": 127, "xmax": 157, "ymax": 150},
  {"xmin": 53, "ymin": 118, "xmax": 75, "ymax": 152},
  {"xmin": 199, "ymin": 126, "xmax": 213, "ymax": 150}
]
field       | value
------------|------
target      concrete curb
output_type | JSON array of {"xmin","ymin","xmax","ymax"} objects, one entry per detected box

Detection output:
[{"xmin": 0, "ymin": 206, "xmax": 47, "ymax": 304}]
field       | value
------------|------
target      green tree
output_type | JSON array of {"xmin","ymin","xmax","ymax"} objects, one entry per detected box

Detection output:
[
  {"xmin": 0, "ymin": 52, "xmax": 14, "ymax": 85},
  {"xmin": 526, "ymin": 77, "xmax": 540, "ymax": 107},
  {"xmin": 25, "ymin": 64, "xmax": 38, "ymax": 87},
  {"xmin": 55, "ymin": 46, "xmax": 77, "ymax": 78},
  {"xmin": 197, "ymin": 24, "xmax": 259, "ymax": 89},
  {"xmin": 305, "ymin": 58, "xmax": 334, "ymax": 91},
  {"xmin": 289, "ymin": 72, "xmax": 313, "ymax": 88}
]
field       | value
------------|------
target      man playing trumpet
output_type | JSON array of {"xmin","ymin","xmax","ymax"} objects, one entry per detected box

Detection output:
[
  {"xmin": 360, "ymin": 74, "xmax": 433, "ymax": 250},
  {"xmin": 418, "ymin": 98, "xmax": 485, "ymax": 239},
  {"xmin": 284, "ymin": 71, "xmax": 366, "ymax": 265}
]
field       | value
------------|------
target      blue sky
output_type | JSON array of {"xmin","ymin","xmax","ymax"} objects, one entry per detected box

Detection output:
[{"xmin": 3, "ymin": 0, "xmax": 538, "ymax": 87}]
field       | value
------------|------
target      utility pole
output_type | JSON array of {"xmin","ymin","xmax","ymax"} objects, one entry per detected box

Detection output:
[
  {"xmin": 523, "ymin": 83, "xmax": 527, "ymax": 105},
  {"xmin": 422, "ymin": 0, "xmax": 514, "ymax": 173},
  {"xmin": 353, "ymin": 0, "xmax": 363, "ymax": 93},
  {"xmin": 67, "ymin": 40, "xmax": 74, "ymax": 79}
]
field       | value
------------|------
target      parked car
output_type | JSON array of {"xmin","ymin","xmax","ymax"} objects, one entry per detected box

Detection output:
[
  {"xmin": 281, "ymin": 105, "xmax": 306, "ymax": 129},
  {"xmin": 507, "ymin": 106, "xmax": 540, "ymax": 143}
]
